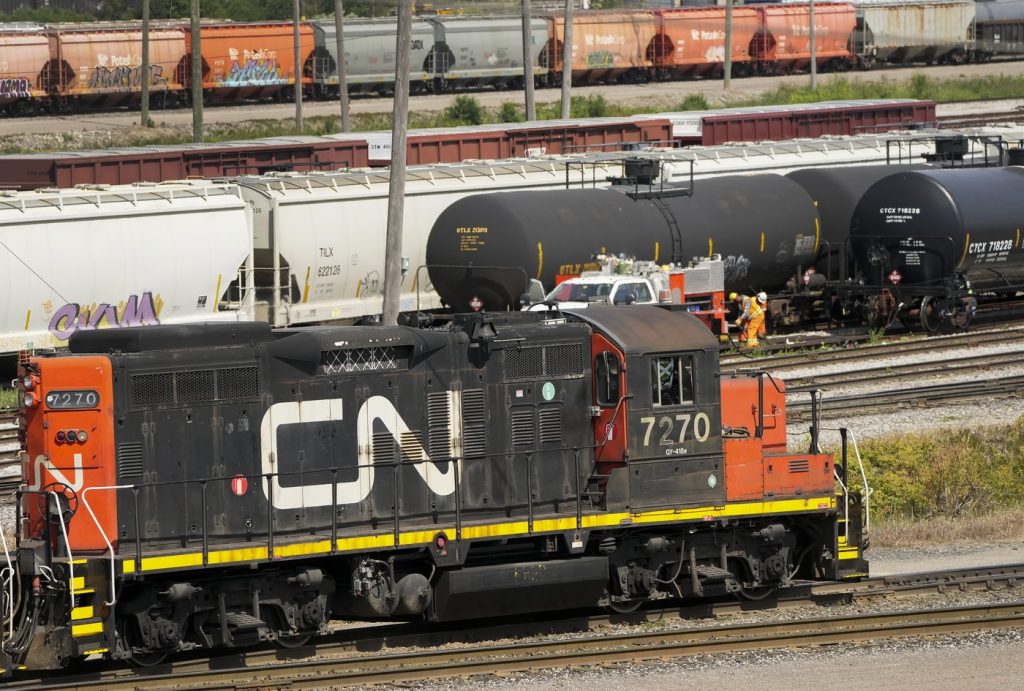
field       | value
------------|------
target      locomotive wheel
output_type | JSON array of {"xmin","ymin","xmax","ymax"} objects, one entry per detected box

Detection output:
[
  {"xmin": 737, "ymin": 584, "xmax": 776, "ymax": 601},
  {"xmin": 275, "ymin": 630, "xmax": 313, "ymax": 649},
  {"xmin": 606, "ymin": 597, "xmax": 644, "ymax": 614},
  {"xmin": 118, "ymin": 619, "xmax": 169, "ymax": 667},
  {"xmin": 919, "ymin": 296, "xmax": 942, "ymax": 333}
]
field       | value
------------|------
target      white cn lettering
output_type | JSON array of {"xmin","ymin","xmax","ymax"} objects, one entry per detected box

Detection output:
[
  {"xmin": 28, "ymin": 452, "xmax": 84, "ymax": 492},
  {"xmin": 260, "ymin": 394, "xmax": 458, "ymax": 510}
]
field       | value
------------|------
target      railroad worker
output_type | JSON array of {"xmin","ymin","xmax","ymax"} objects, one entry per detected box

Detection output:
[
  {"xmin": 744, "ymin": 292, "xmax": 768, "ymax": 348},
  {"xmin": 730, "ymin": 292, "xmax": 754, "ymax": 344},
  {"xmin": 731, "ymin": 291, "xmax": 767, "ymax": 348}
]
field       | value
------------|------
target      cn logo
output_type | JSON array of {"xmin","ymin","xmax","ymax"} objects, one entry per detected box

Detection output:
[{"xmin": 259, "ymin": 394, "xmax": 460, "ymax": 510}]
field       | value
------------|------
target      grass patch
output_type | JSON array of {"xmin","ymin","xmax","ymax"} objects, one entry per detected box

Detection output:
[
  {"xmin": 0, "ymin": 388, "xmax": 17, "ymax": 408},
  {"xmin": 872, "ymin": 507, "xmax": 1024, "ymax": 548},
  {"xmin": 858, "ymin": 421, "xmax": 1024, "ymax": 518}
]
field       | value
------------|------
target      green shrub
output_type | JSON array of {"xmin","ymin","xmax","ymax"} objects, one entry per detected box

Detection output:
[
  {"xmin": 498, "ymin": 101, "xmax": 525, "ymax": 123},
  {"xmin": 443, "ymin": 95, "xmax": 484, "ymax": 126},
  {"xmin": 679, "ymin": 93, "xmax": 710, "ymax": 111}
]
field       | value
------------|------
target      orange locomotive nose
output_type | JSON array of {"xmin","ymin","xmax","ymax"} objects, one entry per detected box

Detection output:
[{"xmin": 20, "ymin": 356, "xmax": 117, "ymax": 554}]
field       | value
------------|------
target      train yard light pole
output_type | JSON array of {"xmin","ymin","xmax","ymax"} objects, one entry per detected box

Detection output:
[
  {"xmin": 810, "ymin": 0, "xmax": 818, "ymax": 90},
  {"xmin": 141, "ymin": 0, "xmax": 150, "ymax": 126},
  {"xmin": 724, "ymin": 0, "xmax": 733, "ymax": 90},
  {"xmin": 335, "ymin": 0, "xmax": 350, "ymax": 132},
  {"xmin": 560, "ymin": 0, "xmax": 573, "ymax": 120},
  {"xmin": 294, "ymin": 0, "xmax": 304, "ymax": 132},
  {"xmin": 191, "ymin": 0, "xmax": 202, "ymax": 143},
  {"xmin": 383, "ymin": 0, "xmax": 412, "ymax": 326},
  {"xmin": 522, "ymin": 0, "xmax": 536, "ymax": 121}
]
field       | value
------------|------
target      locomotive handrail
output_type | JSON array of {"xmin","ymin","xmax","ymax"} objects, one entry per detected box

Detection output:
[
  {"xmin": 48, "ymin": 491, "xmax": 74, "ymax": 604},
  {"xmin": 824, "ymin": 426, "xmax": 872, "ymax": 541},
  {"xmin": 91, "ymin": 442, "xmax": 597, "ymax": 569},
  {"xmin": 80, "ymin": 484, "xmax": 134, "ymax": 607},
  {"xmin": 0, "ymin": 517, "xmax": 13, "ymax": 643}
]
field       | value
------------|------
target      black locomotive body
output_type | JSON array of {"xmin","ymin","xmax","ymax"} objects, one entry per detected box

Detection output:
[{"xmin": 2, "ymin": 308, "xmax": 866, "ymax": 672}]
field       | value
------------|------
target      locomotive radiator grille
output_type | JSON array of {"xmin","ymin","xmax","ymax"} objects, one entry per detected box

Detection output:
[
  {"xmin": 789, "ymin": 459, "xmax": 810, "ymax": 473},
  {"xmin": 117, "ymin": 442, "xmax": 144, "ymax": 479},
  {"xmin": 461, "ymin": 389, "xmax": 487, "ymax": 458},
  {"xmin": 321, "ymin": 347, "xmax": 401, "ymax": 374},
  {"xmin": 504, "ymin": 344, "xmax": 584, "ymax": 381},
  {"xmin": 538, "ymin": 406, "xmax": 562, "ymax": 445},
  {"xmin": 510, "ymin": 408, "xmax": 535, "ymax": 447},
  {"xmin": 130, "ymin": 366, "xmax": 259, "ymax": 408},
  {"xmin": 426, "ymin": 392, "xmax": 451, "ymax": 461}
]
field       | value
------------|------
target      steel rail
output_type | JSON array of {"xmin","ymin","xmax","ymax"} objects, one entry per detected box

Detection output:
[{"xmin": 8, "ymin": 563, "xmax": 1024, "ymax": 690}]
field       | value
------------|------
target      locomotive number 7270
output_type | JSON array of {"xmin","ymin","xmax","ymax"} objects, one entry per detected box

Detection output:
[{"xmin": 639, "ymin": 412, "xmax": 712, "ymax": 447}]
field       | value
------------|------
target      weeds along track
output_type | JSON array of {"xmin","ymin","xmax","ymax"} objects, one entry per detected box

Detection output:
[{"xmin": 9, "ymin": 563, "xmax": 1024, "ymax": 690}]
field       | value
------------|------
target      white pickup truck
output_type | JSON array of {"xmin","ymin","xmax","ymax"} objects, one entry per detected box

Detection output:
[{"xmin": 526, "ymin": 274, "xmax": 658, "ymax": 311}]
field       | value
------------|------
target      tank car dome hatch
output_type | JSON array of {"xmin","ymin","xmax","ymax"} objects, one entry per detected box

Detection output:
[
  {"xmin": 850, "ymin": 167, "xmax": 1024, "ymax": 290},
  {"xmin": 67, "ymin": 322, "xmax": 274, "ymax": 353},
  {"xmin": 426, "ymin": 174, "xmax": 821, "ymax": 311}
]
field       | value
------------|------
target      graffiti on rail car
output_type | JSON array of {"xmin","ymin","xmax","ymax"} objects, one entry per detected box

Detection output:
[
  {"xmin": 222, "ymin": 47, "xmax": 287, "ymax": 86},
  {"xmin": 48, "ymin": 291, "xmax": 163, "ymax": 341},
  {"xmin": 86, "ymin": 64, "xmax": 169, "ymax": 90},
  {"xmin": 0, "ymin": 77, "xmax": 31, "ymax": 98}
]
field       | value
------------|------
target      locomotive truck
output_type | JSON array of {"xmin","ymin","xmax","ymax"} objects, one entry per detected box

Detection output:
[{"xmin": 0, "ymin": 307, "xmax": 867, "ymax": 672}]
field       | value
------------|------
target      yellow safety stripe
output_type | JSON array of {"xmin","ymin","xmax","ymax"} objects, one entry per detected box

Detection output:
[
  {"xmin": 72, "ymin": 606, "xmax": 94, "ymax": 621},
  {"xmin": 122, "ymin": 496, "xmax": 835, "ymax": 574},
  {"xmin": 80, "ymin": 648, "xmax": 109, "ymax": 656},
  {"xmin": 838, "ymin": 546, "xmax": 861, "ymax": 560},
  {"xmin": 70, "ymin": 576, "xmax": 86, "ymax": 591},
  {"xmin": 72, "ymin": 621, "xmax": 103, "ymax": 637}
]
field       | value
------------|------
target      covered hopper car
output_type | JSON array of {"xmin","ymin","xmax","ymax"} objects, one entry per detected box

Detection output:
[{"xmin": 0, "ymin": 2, "xmax": 1020, "ymax": 115}]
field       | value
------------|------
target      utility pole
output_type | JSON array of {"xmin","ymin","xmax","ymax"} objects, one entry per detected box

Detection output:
[
  {"xmin": 810, "ymin": 0, "xmax": 818, "ymax": 90},
  {"xmin": 335, "ymin": 0, "xmax": 350, "ymax": 132},
  {"xmin": 724, "ymin": 0, "xmax": 732, "ymax": 90},
  {"xmin": 141, "ymin": 0, "xmax": 150, "ymax": 126},
  {"xmin": 382, "ymin": 0, "xmax": 411, "ymax": 326},
  {"xmin": 294, "ymin": 0, "xmax": 303, "ymax": 131},
  {"xmin": 521, "ymin": 0, "xmax": 535, "ymax": 121},
  {"xmin": 560, "ymin": 0, "xmax": 573, "ymax": 119},
  {"xmin": 191, "ymin": 0, "xmax": 202, "ymax": 143}
]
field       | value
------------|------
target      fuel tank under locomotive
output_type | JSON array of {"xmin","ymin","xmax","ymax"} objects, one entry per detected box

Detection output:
[
  {"xmin": 426, "ymin": 174, "xmax": 821, "ymax": 312},
  {"xmin": 850, "ymin": 167, "xmax": 1024, "ymax": 292}
]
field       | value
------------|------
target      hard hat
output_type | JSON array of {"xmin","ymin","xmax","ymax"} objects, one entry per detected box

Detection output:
[
  {"xmin": 757, "ymin": 291, "xmax": 767, "ymax": 303},
  {"xmin": 728, "ymin": 292, "xmax": 738, "ymax": 301}
]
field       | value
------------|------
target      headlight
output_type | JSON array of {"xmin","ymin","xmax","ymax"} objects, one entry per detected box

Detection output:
[
  {"xmin": 21, "ymin": 375, "xmax": 33, "ymax": 391},
  {"xmin": 22, "ymin": 393, "xmax": 34, "ymax": 407}
]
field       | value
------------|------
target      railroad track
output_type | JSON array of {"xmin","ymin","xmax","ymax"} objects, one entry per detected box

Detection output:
[
  {"xmin": 787, "ymin": 372, "xmax": 1024, "ymax": 421},
  {"xmin": 8, "ymin": 562, "xmax": 1024, "ymax": 689},
  {"xmin": 721, "ymin": 325, "xmax": 1024, "ymax": 371},
  {"xmin": 0, "ymin": 408, "xmax": 17, "ymax": 471}
]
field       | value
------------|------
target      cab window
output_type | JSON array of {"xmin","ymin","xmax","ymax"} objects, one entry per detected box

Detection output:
[
  {"xmin": 595, "ymin": 351, "xmax": 621, "ymax": 406},
  {"xmin": 651, "ymin": 355, "xmax": 694, "ymax": 407},
  {"xmin": 633, "ymin": 282, "xmax": 653, "ymax": 302}
]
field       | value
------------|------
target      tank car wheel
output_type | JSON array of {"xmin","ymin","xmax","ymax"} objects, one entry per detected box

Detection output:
[
  {"xmin": 863, "ymin": 296, "xmax": 886, "ymax": 330},
  {"xmin": 919, "ymin": 296, "xmax": 942, "ymax": 333}
]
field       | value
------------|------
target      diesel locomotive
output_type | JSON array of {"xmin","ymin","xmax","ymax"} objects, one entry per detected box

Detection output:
[{"xmin": 0, "ymin": 307, "xmax": 867, "ymax": 672}]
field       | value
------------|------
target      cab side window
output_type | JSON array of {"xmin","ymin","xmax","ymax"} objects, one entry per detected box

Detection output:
[
  {"xmin": 633, "ymin": 282, "xmax": 653, "ymax": 302},
  {"xmin": 595, "ymin": 351, "xmax": 621, "ymax": 407},
  {"xmin": 651, "ymin": 355, "xmax": 694, "ymax": 407}
]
